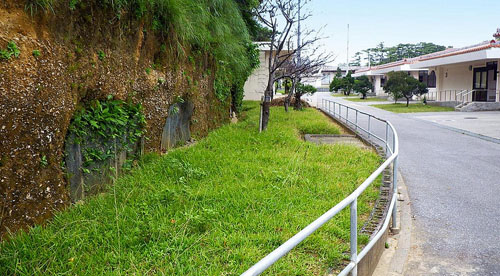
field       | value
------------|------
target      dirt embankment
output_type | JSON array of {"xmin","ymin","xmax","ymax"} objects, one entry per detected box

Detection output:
[{"xmin": 0, "ymin": 1, "xmax": 228, "ymax": 237}]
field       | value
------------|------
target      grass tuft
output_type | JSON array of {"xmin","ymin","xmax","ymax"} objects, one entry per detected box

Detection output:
[
  {"xmin": 371, "ymin": 103, "xmax": 455, "ymax": 113},
  {"xmin": 346, "ymin": 97, "xmax": 388, "ymax": 102},
  {"xmin": 0, "ymin": 102, "xmax": 381, "ymax": 275}
]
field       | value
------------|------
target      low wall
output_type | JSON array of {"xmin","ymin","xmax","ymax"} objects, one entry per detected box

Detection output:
[
  {"xmin": 459, "ymin": 102, "xmax": 500, "ymax": 112},
  {"xmin": 428, "ymin": 101, "xmax": 460, "ymax": 108}
]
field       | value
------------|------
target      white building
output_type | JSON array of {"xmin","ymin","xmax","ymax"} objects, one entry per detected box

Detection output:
[
  {"xmin": 353, "ymin": 29, "xmax": 500, "ymax": 108},
  {"xmin": 412, "ymin": 40, "xmax": 500, "ymax": 103},
  {"xmin": 243, "ymin": 42, "xmax": 273, "ymax": 101},
  {"xmin": 353, "ymin": 57, "xmax": 440, "ymax": 97}
]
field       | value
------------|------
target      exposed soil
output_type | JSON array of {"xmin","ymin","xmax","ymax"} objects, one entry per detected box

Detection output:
[
  {"xmin": 270, "ymin": 97, "xmax": 311, "ymax": 107},
  {"xmin": 0, "ymin": 1, "xmax": 228, "ymax": 238}
]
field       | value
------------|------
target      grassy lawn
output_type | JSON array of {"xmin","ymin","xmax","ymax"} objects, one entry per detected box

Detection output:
[
  {"xmin": 0, "ymin": 102, "xmax": 381, "ymax": 275},
  {"xmin": 371, "ymin": 103, "xmax": 455, "ymax": 113},
  {"xmin": 276, "ymin": 88, "xmax": 286, "ymax": 95},
  {"xmin": 332, "ymin": 93, "xmax": 358, "ymax": 98},
  {"xmin": 346, "ymin": 97, "xmax": 388, "ymax": 103}
]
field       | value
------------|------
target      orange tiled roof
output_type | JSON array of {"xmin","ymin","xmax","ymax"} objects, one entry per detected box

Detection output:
[{"xmin": 354, "ymin": 41, "xmax": 500, "ymax": 73}]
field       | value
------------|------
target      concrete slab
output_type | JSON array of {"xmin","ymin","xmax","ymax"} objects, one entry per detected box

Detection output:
[
  {"xmin": 413, "ymin": 111, "xmax": 500, "ymax": 140},
  {"xmin": 304, "ymin": 134, "xmax": 371, "ymax": 149}
]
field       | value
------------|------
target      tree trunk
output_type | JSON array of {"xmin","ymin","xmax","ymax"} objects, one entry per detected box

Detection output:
[
  {"xmin": 261, "ymin": 92, "xmax": 271, "ymax": 131},
  {"xmin": 284, "ymin": 80, "xmax": 295, "ymax": 112},
  {"xmin": 294, "ymin": 93, "xmax": 302, "ymax": 110},
  {"xmin": 406, "ymin": 97, "xmax": 410, "ymax": 107}
]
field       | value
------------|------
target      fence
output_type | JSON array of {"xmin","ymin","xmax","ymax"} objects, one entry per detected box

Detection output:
[
  {"xmin": 241, "ymin": 99, "xmax": 399, "ymax": 276},
  {"xmin": 432, "ymin": 89, "xmax": 500, "ymax": 103}
]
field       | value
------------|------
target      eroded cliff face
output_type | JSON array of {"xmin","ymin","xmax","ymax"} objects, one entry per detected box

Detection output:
[{"xmin": 0, "ymin": 1, "xmax": 229, "ymax": 237}]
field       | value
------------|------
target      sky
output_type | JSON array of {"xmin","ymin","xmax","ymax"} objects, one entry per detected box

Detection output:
[{"xmin": 301, "ymin": 0, "xmax": 500, "ymax": 66}]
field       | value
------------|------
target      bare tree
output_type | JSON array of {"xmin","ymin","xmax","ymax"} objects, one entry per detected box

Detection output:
[
  {"xmin": 255, "ymin": 0, "xmax": 333, "ymax": 130},
  {"xmin": 278, "ymin": 49, "xmax": 333, "ymax": 111}
]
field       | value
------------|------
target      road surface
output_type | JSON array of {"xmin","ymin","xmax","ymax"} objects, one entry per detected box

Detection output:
[{"xmin": 309, "ymin": 93, "xmax": 500, "ymax": 275}]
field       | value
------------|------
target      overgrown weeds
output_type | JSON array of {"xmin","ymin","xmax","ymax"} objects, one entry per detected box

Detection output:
[{"xmin": 0, "ymin": 102, "xmax": 380, "ymax": 275}]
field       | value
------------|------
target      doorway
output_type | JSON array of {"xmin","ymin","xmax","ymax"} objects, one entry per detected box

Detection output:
[{"xmin": 472, "ymin": 62, "xmax": 497, "ymax": 102}]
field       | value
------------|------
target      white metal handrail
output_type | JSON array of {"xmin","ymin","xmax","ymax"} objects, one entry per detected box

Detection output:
[
  {"xmin": 241, "ymin": 99, "xmax": 399, "ymax": 276},
  {"xmin": 461, "ymin": 90, "xmax": 475, "ymax": 104}
]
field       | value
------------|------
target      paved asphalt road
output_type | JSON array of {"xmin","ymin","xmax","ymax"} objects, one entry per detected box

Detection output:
[{"xmin": 308, "ymin": 93, "xmax": 500, "ymax": 275}]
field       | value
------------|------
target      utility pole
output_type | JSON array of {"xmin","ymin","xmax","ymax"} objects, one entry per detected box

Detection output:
[
  {"xmin": 297, "ymin": 0, "xmax": 301, "ymax": 66},
  {"xmin": 347, "ymin": 24, "xmax": 350, "ymax": 73},
  {"xmin": 368, "ymin": 50, "xmax": 371, "ymax": 68}
]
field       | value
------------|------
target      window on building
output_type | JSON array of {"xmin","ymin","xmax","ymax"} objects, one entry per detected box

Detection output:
[
  {"xmin": 380, "ymin": 76, "xmax": 386, "ymax": 86},
  {"xmin": 419, "ymin": 71, "xmax": 428, "ymax": 84},
  {"xmin": 427, "ymin": 71, "xmax": 436, "ymax": 88},
  {"xmin": 473, "ymin": 68, "xmax": 488, "ymax": 89},
  {"xmin": 418, "ymin": 71, "xmax": 436, "ymax": 88}
]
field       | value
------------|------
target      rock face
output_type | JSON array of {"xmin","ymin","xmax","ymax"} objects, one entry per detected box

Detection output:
[
  {"xmin": 0, "ymin": 3, "xmax": 229, "ymax": 237},
  {"xmin": 161, "ymin": 101, "xmax": 195, "ymax": 151}
]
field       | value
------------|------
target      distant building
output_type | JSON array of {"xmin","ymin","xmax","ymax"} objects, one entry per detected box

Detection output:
[
  {"xmin": 353, "ymin": 29, "xmax": 500, "ymax": 109},
  {"xmin": 314, "ymin": 66, "xmax": 360, "ymax": 91},
  {"xmin": 243, "ymin": 42, "xmax": 273, "ymax": 101}
]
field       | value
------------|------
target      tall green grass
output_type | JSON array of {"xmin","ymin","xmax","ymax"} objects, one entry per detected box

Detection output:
[
  {"xmin": 94, "ymin": 0, "xmax": 257, "ymax": 102},
  {"xmin": 0, "ymin": 102, "xmax": 381, "ymax": 275}
]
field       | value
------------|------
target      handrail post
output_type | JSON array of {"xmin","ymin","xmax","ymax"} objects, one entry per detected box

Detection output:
[
  {"xmin": 392, "ymin": 155, "xmax": 399, "ymax": 230},
  {"xmin": 350, "ymin": 199, "xmax": 358, "ymax": 276},
  {"xmin": 346, "ymin": 106, "xmax": 349, "ymax": 124},
  {"xmin": 368, "ymin": 116, "xmax": 371, "ymax": 139},
  {"xmin": 355, "ymin": 110, "xmax": 358, "ymax": 131},
  {"xmin": 333, "ymin": 102, "xmax": 336, "ymax": 117},
  {"xmin": 385, "ymin": 124, "xmax": 389, "ymax": 155}
]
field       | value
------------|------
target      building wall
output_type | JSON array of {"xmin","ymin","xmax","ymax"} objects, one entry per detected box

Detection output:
[
  {"xmin": 243, "ymin": 51, "xmax": 269, "ymax": 101},
  {"xmin": 372, "ymin": 76, "xmax": 388, "ymax": 96},
  {"xmin": 435, "ymin": 62, "xmax": 480, "ymax": 101}
]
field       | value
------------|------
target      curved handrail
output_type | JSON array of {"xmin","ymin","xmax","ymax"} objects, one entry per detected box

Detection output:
[{"xmin": 242, "ymin": 99, "xmax": 399, "ymax": 276}]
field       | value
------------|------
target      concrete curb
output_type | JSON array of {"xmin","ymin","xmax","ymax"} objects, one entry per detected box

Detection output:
[{"xmin": 372, "ymin": 172, "xmax": 412, "ymax": 276}]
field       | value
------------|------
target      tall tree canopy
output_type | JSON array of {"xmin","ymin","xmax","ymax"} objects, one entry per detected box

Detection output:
[
  {"xmin": 235, "ymin": 0, "xmax": 272, "ymax": 41},
  {"xmin": 352, "ymin": 42, "xmax": 450, "ymax": 66}
]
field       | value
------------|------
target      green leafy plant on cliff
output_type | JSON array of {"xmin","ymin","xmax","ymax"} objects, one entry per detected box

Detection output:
[
  {"xmin": 97, "ymin": 50, "xmax": 106, "ymax": 61},
  {"xmin": 40, "ymin": 155, "xmax": 48, "ymax": 168},
  {"xmin": 32, "ymin": 50, "xmax": 41, "ymax": 58},
  {"xmin": 69, "ymin": 0, "xmax": 79, "ymax": 10},
  {"xmin": 0, "ymin": 41, "xmax": 21, "ymax": 60},
  {"xmin": 69, "ymin": 95, "xmax": 146, "ymax": 172}
]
